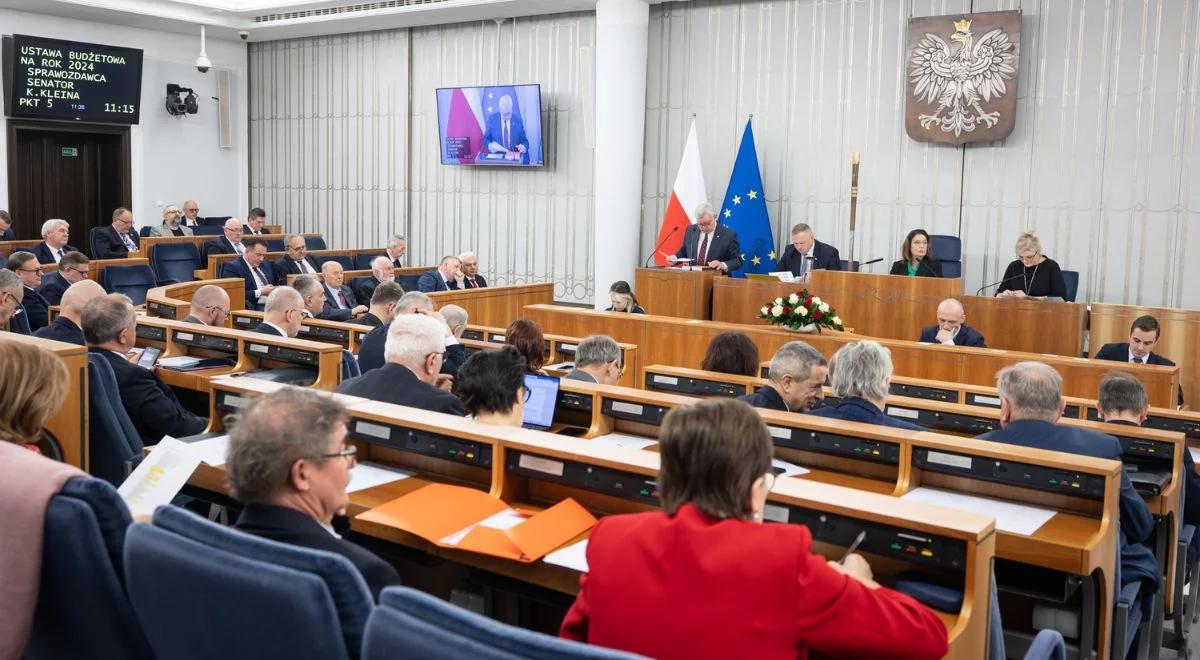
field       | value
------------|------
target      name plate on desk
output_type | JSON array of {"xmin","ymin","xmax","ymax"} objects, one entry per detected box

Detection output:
[
  {"xmin": 889, "ymin": 382, "xmax": 957, "ymax": 403},
  {"xmin": 347, "ymin": 418, "xmax": 492, "ymax": 468},
  {"xmin": 770, "ymin": 426, "xmax": 901, "ymax": 464},
  {"xmin": 136, "ymin": 325, "xmax": 167, "ymax": 342},
  {"xmin": 913, "ymin": 447, "xmax": 1105, "ymax": 499},
  {"xmin": 602, "ymin": 398, "xmax": 668, "ymax": 425},
  {"xmin": 645, "ymin": 373, "xmax": 742, "ymax": 398},
  {"xmin": 506, "ymin": 450, "xmax": 659, "ymax": 505},
  {"xmin": 174, "ymin": 332, "xmax": 237, "ymax": 353},
  {"xmin": 147, "ymin": 302, "xmax": 178, "ymax": 319},
  {"xmin": 298, "ymin": 325, "xmax": 349, "ymax": 343},
  {"xmin": 557, "ymin": 391, "xmax": 593, "ymax": 413}
]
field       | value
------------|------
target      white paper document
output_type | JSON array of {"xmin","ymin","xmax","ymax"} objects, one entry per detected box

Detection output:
[
  {"xmin": 901, "ymin": 487, "xmax": 1056, "ymax": 536},
  {"xmin": 544, "ymin": 539, "xmax": 589, "ymax": 573},
  {"xmin": 187, "ymin": 434, "xmax": 230, "ymax": 466},
  {"xmin": 771, "ymin": 458, "xmax": 809, "ymax": 478},
  {"xmin": 157, "ymin": 356, "xmax": 203, "ymax": 369},
  {"xmin": 592, "ymin": 433, "xmax": 658, "ymax": 451},
  {"xmin": 118, "ymin": 437, "xmax": 202, "ymax": 518},
  {"xmin": 439, "ymin": 507, "xmax": 528, "ymax": 546},
  {"xmin": 345, "ymin": 461, "xmax": 414, "ymax": 493},
  {"xmin": 1190, "ymin": 447, "xmax": 1200, "ymax": 463}
]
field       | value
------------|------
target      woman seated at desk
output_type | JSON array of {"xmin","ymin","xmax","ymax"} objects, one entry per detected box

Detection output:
[
  {"xmin": 559, "ymin": 398, "xmax": 949, "ymax": 659},
  {"xmin": 889, "ymin": 229, "xmax": 942, "ymax": 278},
  {"xmin": 995, "ymin": 230, "xmax": 1067, "ymax": 299},
  {"xmin": 605, "ymin": 281, "xmax": 644, "ymax": 314}
]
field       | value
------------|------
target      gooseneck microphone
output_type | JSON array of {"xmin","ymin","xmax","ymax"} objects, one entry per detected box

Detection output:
[
  {"xmin": 644, "ymin": 226, "xmax": 681, "ymax": 268},
  {"xmin": 974, "ymin": 272, "xmax": 1026, "ymax": 296}
]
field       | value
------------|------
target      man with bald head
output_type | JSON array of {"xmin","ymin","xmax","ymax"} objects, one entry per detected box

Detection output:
[
  {"xmin": 183, "ymin": 284, "xmax": 232, "ymax": 327},
  {"xmin": 253, "ymin": 286, "xmax": 305, "ymax": 338},
  {"xmin": 203, "ymin": 218, "xmax": 246, "ymax": 260},
  {"xmin": 320, "ymin": 261, "xmax": 367, "ymax": 321},
  {"xmin": 918, "ymin": 298, "xmax": 986, "ymax": 347},
  {"xmin": 34, "ymin": 280, "xmax": 105, "ymax": 345}
]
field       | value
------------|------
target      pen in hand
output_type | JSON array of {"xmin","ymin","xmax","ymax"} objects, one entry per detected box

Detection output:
[{"xmin": 840, "ymin": 530, "xmax": 866, "ymax": 564}]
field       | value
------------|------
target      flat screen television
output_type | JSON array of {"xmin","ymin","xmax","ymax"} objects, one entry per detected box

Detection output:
[
  {"xmin": 2, "ymin": 34, "xmax": 143, "ymax": 124},
  {"xmin": 436, "ymin": 84, "xmax": 542, "ymax": 166}
]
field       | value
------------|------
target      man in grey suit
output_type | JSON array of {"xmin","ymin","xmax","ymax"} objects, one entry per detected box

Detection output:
[
  {"xmin": 182, "ymin": 285, "xmax": 231, "ymax": 327},
  {"xmin": 563, "ymin": 335, "xmax": 623, "ymax": 385},
  {"xmin": 673, "ymin": 202, "xmax": 742, "ymax": 273}
]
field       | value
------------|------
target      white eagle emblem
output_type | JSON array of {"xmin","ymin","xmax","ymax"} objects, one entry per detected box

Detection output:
[{"xmin": 909, "ymin": 18, "xmax": 1016, "ymax": 136}]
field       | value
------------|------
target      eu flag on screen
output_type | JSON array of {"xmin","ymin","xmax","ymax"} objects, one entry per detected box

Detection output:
[
  {"xmin": 482, "ymin": 86, "xmax": 523, "ymax": 123},
  {"xmin": 719, "ymin": 120, "xmax": 776, "ymax": 277}
]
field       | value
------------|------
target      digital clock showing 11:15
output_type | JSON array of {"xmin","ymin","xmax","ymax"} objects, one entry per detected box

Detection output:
[{"xmin": 104, "ymin": 102, "xmax": 135, "ymax": 113}]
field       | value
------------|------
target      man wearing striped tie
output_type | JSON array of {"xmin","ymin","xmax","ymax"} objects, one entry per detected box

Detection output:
[{"xmin": 1092, "ymin": 315, "xmax": 1184, "ymax": 407}]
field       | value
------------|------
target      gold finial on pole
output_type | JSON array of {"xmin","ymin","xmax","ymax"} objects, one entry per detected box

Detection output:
[{"xmin": 848, "ymin": 152, "xmax": 861, "ymax": 267}]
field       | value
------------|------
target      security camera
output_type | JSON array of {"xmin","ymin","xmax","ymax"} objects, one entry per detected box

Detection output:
[
  {"xmin": 238, "ymin": 30, "xmax": 249, "ymax": 41},
  {"xmin": 195, "ymin": 55, "xmax": 212, "ymax": 74}
]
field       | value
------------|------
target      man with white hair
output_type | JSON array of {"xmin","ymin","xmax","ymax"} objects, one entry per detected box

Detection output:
[
  {"xmin": 386, "ymin": 234, "xmax": 407, "ymax": 268},
  {"xmin": 335, "ymin": 313, "xmax": 465, "ymax": 415},
  {"xmin": 918, "ymin": 298, "xmax": 986, "ymax": 347},
  {"xmin": 438, "ymin": 303, "xmax": 469, "ymax": 377},
  {"xmin": 34, "ymin": 280, "xmax": 104, "ymax": 345},
  {"xmin": 809, "ymin": 340, "xmax": 925, "ymax": 430},
  {"xmin": 0, "ymin": 269, "xmax": 25, "ymax": 333},
  {"xmin": 458, "ymin": 251, "xmax": 487, "ymax": 289},
  {"xmin": 203, "ymin": 217, "xmax": 246, "ymax": 259},
  {"xmin": 483, "ymin": 94, "xmax": 529, "ymax": 159},
  {"xmin": 33, "ymin": 219, "xmax": 78, "ymax": 265},
  {"xmin": 320, "ymin": 261, "xmax": 367, "ymax": 321},
  {"xmin": 564, "ymin": 335, "xmax": 623, "ymax": 385},
  {"xmin": 777, "ymin": 223, "xmax": 841, "ymax": 277},
  {"xmin": 417, "ymin": 255, "xmax": 462, "ymax": 292},
  {"xmin": 738, "ymin": 341, "xmax": 828, "ymax": 413},
  {"xmin": 92, "ymin": 207, "xmax": 139, "ymax": 259},
  {"xmin": 673, "ymin": 202, "xmax": 742, "ymax": 273},
  {"xmin": 355, "ymin": 291, "xmax": 439, "ymax": 373},
  {"xmin": 353, "ymin": 281, "xmax": 404, "ymax": 328},
  {"xmin": 354, "ymin": 255, "xmax": 401, "ymax": 304}
]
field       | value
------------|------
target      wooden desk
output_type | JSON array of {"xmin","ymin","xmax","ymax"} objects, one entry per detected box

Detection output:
[
  {"xmin": 1090, "ymin": 303, "xmax": 1197, "ymax": 410},
  {"xmin": 800, "ymin": 270, "xmax": 962, "ymax": 342},
  {"xmin": 960, "ymin": 295, "xmax": 1087, "ymax": 356},
  {"xmin": 634, "ymin": 267, "xmax": 720, "ymax": 319},
  {"xmin": 711, "ymin": 277, "xmax": 804, "ymax": 325},
  {"xmin": 1, "ymin": 334, "xmax": 89, "ymax": 470},
  {"xmin": 427, "ymin": 282, "xmax": 554, "ymax": 329},
  {"xmin": 145, "ymin": 278, "xmax": 248, "ymax": 322}
]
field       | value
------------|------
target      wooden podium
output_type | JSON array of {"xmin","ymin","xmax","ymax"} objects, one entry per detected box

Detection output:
[{"xmin": 635, "ymin": 267, "xmax": 721, "ymax": 319}]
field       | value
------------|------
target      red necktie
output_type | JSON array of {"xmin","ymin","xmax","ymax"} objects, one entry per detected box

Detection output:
[{"xmin": 697, "ymin": 233, "xmax": 710, "ymax": 265}]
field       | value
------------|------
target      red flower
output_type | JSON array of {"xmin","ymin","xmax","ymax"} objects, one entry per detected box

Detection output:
[
  {"xmin": 812, "ymin": 311, "xmax": 823, "ymax": 321},
  {"xmin": 804, "ymin": 296, "xmax": 812, "ymax": 306},
  {"xmin": 783, "ymin": 307, "xmax": 792, "ymax": 314}
]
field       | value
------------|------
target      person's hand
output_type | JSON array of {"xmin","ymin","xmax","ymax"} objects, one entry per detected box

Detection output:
[
  {"xmin": 935, "ymin": 327, "xmax": 955, "ymax": 344},
  {"xmin": 828, "ymin": 554, "xmax": 879, "ymax": 589},
  {"xmin": 707, "ymin": 260, "xmax": 726, "ymax": 271},
  {"xmin": 488, "ymin": 141, "xmax": 504, "ymax": 153},
  {"xmin": 352, "ymin": 305, "xmax": 368, "ymax": 316},
  {"xmin": 261, "ymin": 284, "xmax": 276, "ymax": 296},
  {"xmin": 432, "ymin": 374, "xmax": 454, "ymax": 391},
  {"xmin": 516, "ymin": 144, "xmax": 526, "ymax": 154},
  {"xmin": 1009, "ymin": 289, "xmax": 1027, "ymax": 299}
]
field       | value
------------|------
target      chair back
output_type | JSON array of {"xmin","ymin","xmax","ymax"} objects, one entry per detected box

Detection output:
[
  {"xmin": 26, "ymin": 477, "xmax": 153, "ymax": 660},
  {"xmin": 341, "ymin": 349, "xmax": 361, "ymax": 381},
  {"xmin": 87, "ymin": 353, "xmax": 144, "ymax": 485},
  {"xmin": 266, "ymin": 238, "xmax": 285, "ymax": 252},
  {"xmin": 354, "ymin": 253, "xmax": 385, "ymax": 270},
  {"xmin": 316, "ymin": 254, "xmax": 354, "ymax": 271},
  {"xmin": 398, "ymin": 273, "xmax": 428, "ymax": 291},
  {"xmin": 362, "ymin": 586, "xmax": 642, "ymax": 660},
  {"xmin": 192, "ymin": 225, "xmax": 224, "ymax": 236},
  {"xmin": 152, "ymin": 242, "xmax": 201, "ymax": 285},
  {"xmin": 940, "ymin": 260, "xmax": 962, "ymax": 278},
  {"xmin": 305, "ymin": 235, "xmax": 328, "ymax": 251},
  {"xmin": 125, "ymin": 506, "xmax": 373, "ymax": 660},
  {"xmin": 88, "ymin": 227, "xmax": 103, "ymax": 256},
  {"xmin": 139, "ymin": 226, "xmax": 153, "ymax": 238},
  {"xmin": 929, "ymin": 234, "xmax": 961, "ymax": 261},
  {"xmin": 101, "ymin": 264, "xmax": 157, "ymax": 305},
  {"xmin": 201, "ymin": 216, "xmax": 232, "ymax": 226},
  {"xmin": 1061, "ymin": 270, "xmax": 1079, "ymax": 302}
]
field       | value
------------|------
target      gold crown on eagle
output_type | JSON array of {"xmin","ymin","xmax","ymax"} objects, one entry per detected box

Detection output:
[{"xmin": 953, "ymin": 18, "xmax": 973, "ymax": 32}]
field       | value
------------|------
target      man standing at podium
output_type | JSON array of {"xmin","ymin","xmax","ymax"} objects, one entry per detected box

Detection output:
[
  {"xmin": 674, "ymin": 202, "xmax": 742, "ymax": 273},
  {"xmin": 777, "ymin": 223, "xmax": 842, "ymax": 276}
]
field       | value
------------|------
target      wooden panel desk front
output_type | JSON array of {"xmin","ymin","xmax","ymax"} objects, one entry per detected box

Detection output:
[
  {"xmin": 523, "ymin": 305, "xmax": 1180, "ymax": 407},
  {"xmin": 0, "ymin": 334, "xmax": 89, "ymax": 470},
  {"xmin": 1090, "ymin": 303, "xmax": 1198, "ymax": 411},
  {"xmin": 960, "ymin": 295, "xmax": 1087, "ymax": 356},
  {"xmin": 634, "ymin": 267, "xmax": 720, "ymax": 319},
  {"xmin": 428, "ymin": 282, "xmax": 555, "ymax": 329},
  {"xmin": 800, "ymin": 270, "xmax": 962, "ymax": 342}
]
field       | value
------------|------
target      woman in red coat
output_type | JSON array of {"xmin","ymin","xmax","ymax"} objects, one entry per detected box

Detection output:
[{"xmin": 559, "ymin": 398, "xmax": 949, "ymax": 659}]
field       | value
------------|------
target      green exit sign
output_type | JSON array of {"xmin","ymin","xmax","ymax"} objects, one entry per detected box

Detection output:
[{"xmin": 61, "ymin": 147, "xmax": 78, "ymax": 157}]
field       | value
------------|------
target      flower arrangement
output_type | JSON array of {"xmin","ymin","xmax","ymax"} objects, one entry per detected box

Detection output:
[{"xmin": 758, "ymin": 290, "xmax": 844, "ymax": 332}]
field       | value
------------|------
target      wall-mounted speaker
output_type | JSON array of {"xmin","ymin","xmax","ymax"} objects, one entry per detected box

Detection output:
[{"xmin": 217, "ymin": 69, "xmax": 233, "ymax": 149}]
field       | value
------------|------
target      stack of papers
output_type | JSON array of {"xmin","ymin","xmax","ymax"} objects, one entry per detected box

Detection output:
[
  {"xmin": 592, "ymin": 433, "xmax": 657, "ymax": 451},
  {"xmin": 187, "ymin": 434, "xmax": 230, "ymax": 466},
  {"xmin": 543, "ymin": 539, "xmax": 589, "ymax": 573},
  {"xmin": 346, "ymin": 462, "xmax": 414, "ymax": 493},
  {"xmin": 158, "ymin": 356, "xmax": 203, "ymax": 369},
  {"xmin": 771, "ymin": 458, "xmax": 809, "ymax": 478},
  {"xmin": 118, "ymin": 437, "xmax": 202, "ymax": 518},
  {"xmin": 901, "ymin": 487, "xmax": 1056, "ymax": 536}
]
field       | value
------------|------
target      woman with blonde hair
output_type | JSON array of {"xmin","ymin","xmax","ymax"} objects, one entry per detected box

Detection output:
[
  {"xmin": 996, "ymin": 230, "xmax": 1067, "ymax": 299},
  {"xmin": 0, "ymin": 339, "xmax": 69, "ymax": 453},
  {"xmin": 605, "ymin": 280, "xmax": 645, "ymax": 314}
]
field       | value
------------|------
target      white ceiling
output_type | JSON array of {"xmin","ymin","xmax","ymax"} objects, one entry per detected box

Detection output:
[{"xmin": 0, "ymin": 0, "xmax": 661, "ymax": 42}]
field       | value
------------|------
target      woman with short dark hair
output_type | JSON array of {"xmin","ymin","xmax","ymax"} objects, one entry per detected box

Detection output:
[
  {"xmin": 559, "ymin": 398, "xmax": 949, "ymax": 658},
  {"xmin": 700, "ymin": 331, "xmax": 760, "ymax": 377},
  {"xmin": 505, "ymin": 318, "xmax": 547, "ymax": 374},
  {"xmin": 456, "ymin": 346, "xmax": 526, "ymax": 426}
]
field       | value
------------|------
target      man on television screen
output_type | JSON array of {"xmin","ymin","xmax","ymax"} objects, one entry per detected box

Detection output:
[{"xmin": 483, "ymin": 95, "xmax": 528, "ymax": 161}]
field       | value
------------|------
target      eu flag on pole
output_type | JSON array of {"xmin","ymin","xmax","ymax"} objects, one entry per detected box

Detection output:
[{"xmin": 719, "ymin": 120, "xmax": 776, "ymax": 278}]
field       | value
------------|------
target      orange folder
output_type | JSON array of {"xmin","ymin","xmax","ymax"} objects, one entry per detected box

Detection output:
[{"xmin": 356, "ymin": 483, "xmax": 597, "ymax": 563}]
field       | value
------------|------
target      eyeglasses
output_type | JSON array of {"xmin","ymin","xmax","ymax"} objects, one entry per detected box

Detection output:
[
  {"xmin": 18, "ymin": 266, "xmax": 44, "ymax": 275},
  {"xmin": 184, "ymin": 208, "xmax": 199, "ymax": 213},
  {"xmin": 425, "ymin": 351, "xmax": 446, "ymax": 362},
  {"xmin": 310, "ymin": 445, "xmax": 357, "ymax": 467},
  {"xmin": 207, "ymin": 305, "xmax": 231, "ymax": 318},
  {"xmin": 522, "ymin": 386, "xmax": 532, "ymax": 403},
  {"xmin": 65, "ymin": 266, "xmax": 90, "ymax": 276}
]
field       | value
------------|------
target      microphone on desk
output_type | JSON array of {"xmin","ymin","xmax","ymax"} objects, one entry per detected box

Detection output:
[
  {"xmin": 644, "ymin": 226, "xmax": 680, "ymax": 268},
  {"xmin": 850, "ymin": 258, "xmax": 883, "ymax": 272},
  {"xmin": 973, "ymin": 273, "xmax": 1025, "ymax": 297}
]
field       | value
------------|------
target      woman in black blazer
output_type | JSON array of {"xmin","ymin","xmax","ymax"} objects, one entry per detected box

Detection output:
[
  {"xmin": 995, "ymin": 230, "xmax": 1067, "ymax": 299},
  {"xmin": 889, "ymin": 229, "xmax": 942, "ymax": 278}
]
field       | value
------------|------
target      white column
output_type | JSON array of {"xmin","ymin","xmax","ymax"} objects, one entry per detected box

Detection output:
[{"xmin": 592, "ymin": 0, "xmax": 649, "ymax": 309}]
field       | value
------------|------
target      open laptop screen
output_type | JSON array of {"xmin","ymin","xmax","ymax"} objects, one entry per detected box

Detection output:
[{"xmin": 522, "ymin": 373, "xmax": 560, "ymax": 430}]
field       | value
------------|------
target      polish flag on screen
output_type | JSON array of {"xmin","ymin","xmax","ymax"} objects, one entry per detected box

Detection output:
[
  {"xmin": 653, "ymin": 121, "xmax": 707, "ymax": 266},
  {"xmin": 446, "ymin": 88, "xmax": 484, "ymax": 162}
]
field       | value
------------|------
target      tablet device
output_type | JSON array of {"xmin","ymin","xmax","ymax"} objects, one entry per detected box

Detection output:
[{"xmin": 521, "ymin": 373, "xmax": 560, "ymax": 431}]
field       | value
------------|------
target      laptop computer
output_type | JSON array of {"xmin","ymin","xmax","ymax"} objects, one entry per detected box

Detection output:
[{"xmin": 522, "ymin": 373, "xmax": 560, "ymax": 431}]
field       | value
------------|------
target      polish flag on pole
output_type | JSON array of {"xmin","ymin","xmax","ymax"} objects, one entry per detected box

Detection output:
[{"xmin": 653, "ymin": 121, "xmax": 707, "ymax": 266}]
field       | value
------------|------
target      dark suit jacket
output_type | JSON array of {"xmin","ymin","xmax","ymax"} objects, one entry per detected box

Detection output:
[
  {"xmin": 88, "ymin": 348, "xmax": 208, "ymax": 447},
  {"xmin": 809, "ymin": 396, "xmax": 925, "ymax": 431},
  {"xmin": 234, "ymin": 504, "xmax": 401, "ymax": 602},
  {"xmin": 220, "ymin": 258, "xmax": 277, "ymax": 310},
  {"xmin": 0, "ymin": 227, "xmax": 13, "ymax": 241},
  {"xmin": 335, "ymin": 362, "xmax": 466, "ymax": 415},
  {"xmin": 36, "ymin": 271, "xmax": 71, "ymax": 306},
  {"xmin": 9, "ymin": 305, "xmax": 31, "ymax": 334},
  {"xmin": 1094, "ymin": 343, "xmax": 1185, "ymax": 406},
  {"xmin": 33, "ymin": 242, "xmax": 78, "ymax": 265},
  {"xmin": 21, "ymin": 286, "xmax": 49, "ymax": 332},
  {"xmin": 918, "ymin": 324, "xmax": 987, "ymax": 348},
  {"xmin": 353, "ymin": 275, "xmax": 405, "ymax": 305},
  {"xmin": 736, "ymin": 385, "xmax": 791, "ymax": 412},
  {"xmin": 33, "ymin": 316, "xmax": 85, "ymax": 345},
  {"xmin": 417, "ymin": 271, "xmax": 457, "ymax": 293},
  {"xmin": 442, "ymin": 343, "xmax": 466, "ymax": 379},
  {"xmin": 252, "ymin": 322, "xmax": 285, "ymax": 337},
  {"xmin": 92, "ymin": 226, "xmax": 139, "ymax": 259},
  {"xmin": 461, "ymin": 274, "xmax": 487, "ymax": 289},
  {"xmin": 777, "ymin": 241, "xmax": 842, "ymax": 275},
  {"xmin": 352, "ymin": 313, "xmax": 384, "ymax": 328},
  {"xmin": 203, "ymin": 237, "xmax": 241, "ymax": 260},
  {"xmin": 482, "ymin": 113, "xmax": 529, "ymax": 153},
  {"xmin": 675, "ymin": 224, "xmax": 742, "ymax": 272},
  {"xmin": 889, "ymin": 258, "xmax": 942, "ymax": 278},
  {"xmin": 356, "ymin": 323, "xmax": 389, "ymax": 373},
  {"xmin": 271, "ymin": 255, "xmax": 322, "ymax": 285},
  {"xmin": 320, "ymin": 284, "xmax": 359, "ymax": 322}
]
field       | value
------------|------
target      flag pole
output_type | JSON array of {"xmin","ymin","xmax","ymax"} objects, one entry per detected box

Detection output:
[{"xmin": 848, "ymin": 152, "xmax": 860, "ymax": 268}]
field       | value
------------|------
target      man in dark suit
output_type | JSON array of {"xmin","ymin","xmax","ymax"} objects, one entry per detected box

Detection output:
[
  {"xmin": 481, "ymin": 94, "xmax": 529, "ymax": 160},
  {"xmin": 37, "ymin": 252, "xmax": 90, "ymax": 307},
  {"xmin": 273, "ymin": 234, "xmax": 322, "ymax": 284},
  {"xmin": 92, "ymin": 207, "xmax": 140, "ymax": 259},
  {"xmin": 335, "ymin": 314, "xmax": 466, "ymax": 415},
  {"xmin": 226, "ymin": 387, "xmax": 402, "ymax": 601},
  {"xmin": 245, "ymin": 207, "xmax": 269, "ymax": 235},
  {"xmin": 0, "ymin": 210, "xmax": 13, "ymax": 241},
  {"xmin": 1097, "ymin": 371, "xmax": 1200, "ymax": 566},
  {"xmin": 353, "ymin": 281, "xmax": 404, "ymax": 329},
  {"xmin": 562, "ymin": 334, "xmax": 623, "ymax": 386},
  {"xmin": 7, "ymin": 251, "xmax": 48, "ymax": 332},
  {"xmin": 33, "ymin": 279, "xmax": 104, "ymax": 345},
  {"xmin": 737, "ymin": 341, "xmax": 828, "ymax": 413},
  {"xmin": 83, "ymin": 294, "xmax": 208, "ymax": 446},
  {"xmin": 776, "ymin": 223, "xmax": 842, "ymax": 277},
  {"xmin": 252, "ymin": 287, "xmax": 305, "ymax": 337},
  {"xmin": 673, "ymin": 203, "xmax": 742, "ymax": 273},
  {"xmin": 355, "ymin": 291, "xmax": 436, "ymax": 373},
  {"xmin": 385, "ymin": 235, "xmax": 407, "ymax": 268},
  {"xmin": 917, "ymin": 298, "xmax": 987, "ymax": 348},
  {"xmin": 320, "ymin": 261, "xmax": 367, "ymax": 321},
  {"xmin": 1093, "ymin": 315, "xmax": 1184, "ymax": 407},
  {"xmin": 458, "ymin": 251, "xmax": 487, "ymax": 289},
  {"xmin": 181, "ymin": 200, "xmax": 202, "ymax": 228},
  {"xmin": 181, "ymin": 284, "xmax": 232, "ymax": 327},
  {"xmin": 809, "ymin": 340, "xmax": 925, "ymax": 430},
  {"xmin": 353, "ymin": 256, "xmax": 402, "ymax": 305},
  {"xmin": 33, "ymin": 219, "xmax": 79, "ymax": 265},
  {"xmin": 417, "ymin": 256, "xmax": 462, "ymax": 293},
  {"xmin": 977, "ymin": 361, "xmax": 1159, "ymax": 598},
  {"xmin": 203, "ymin": 218, "xmax": 246, "ymax": 261},
  {"xmin": 0, "ymin": 269, "xmax": 25, "ymax": 334},
  {"xmin": 219, "ymin": 239, "xmax": 277, "ymax": 311}
]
